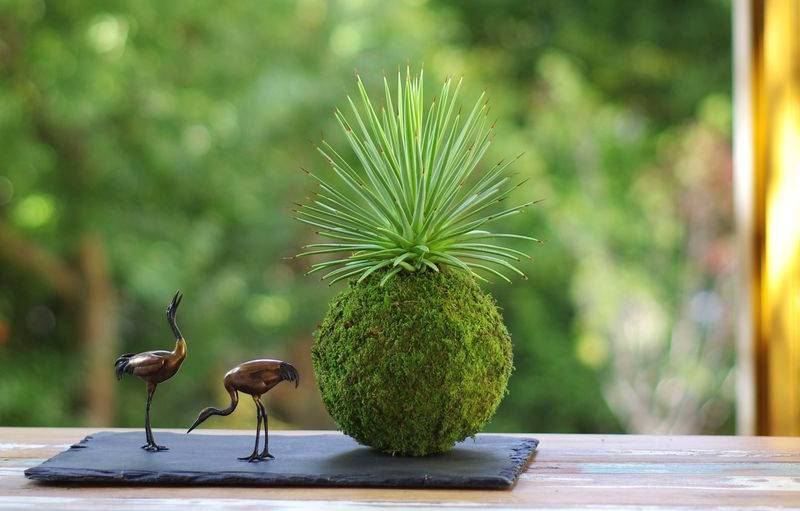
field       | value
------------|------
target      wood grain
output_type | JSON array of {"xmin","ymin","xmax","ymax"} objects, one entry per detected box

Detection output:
[{"xmin": 2, "ymin": 428, "xmax": 799, "ymax": 510}]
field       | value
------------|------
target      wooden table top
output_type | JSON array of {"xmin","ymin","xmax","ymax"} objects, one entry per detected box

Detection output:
[{"xmin": 2, "ymin": 428, "xmax": 799, "ymax": 510}]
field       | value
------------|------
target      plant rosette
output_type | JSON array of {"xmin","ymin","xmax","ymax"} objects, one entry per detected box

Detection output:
[{"xmin": 295, "ymin": 69, "xmax": 538, "ymax": 456}]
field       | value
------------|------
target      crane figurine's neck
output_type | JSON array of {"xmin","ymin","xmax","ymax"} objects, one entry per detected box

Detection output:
[
  {"xmin": 166, "ymin": 292, "xmax": 185, "ymax": 360},
  {"xmin": 173, "ymin": 337, "xmax": 186, "ymax": 359}
]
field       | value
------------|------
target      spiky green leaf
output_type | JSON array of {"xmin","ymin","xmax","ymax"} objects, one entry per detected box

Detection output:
[{"xmin": 296, "ymin": 69, "xmax": 539, "ymax": 284}]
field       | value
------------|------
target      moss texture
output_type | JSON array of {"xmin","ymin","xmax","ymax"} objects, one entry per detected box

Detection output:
[{"xmin": 312, "ymin": 268, "xmax": 513, "ymax": 456}]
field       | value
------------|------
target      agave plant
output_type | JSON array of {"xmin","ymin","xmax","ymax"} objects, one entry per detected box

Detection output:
[{"xmin": 295, "ymin": 69, "xmax": 539, "ymax": 286}]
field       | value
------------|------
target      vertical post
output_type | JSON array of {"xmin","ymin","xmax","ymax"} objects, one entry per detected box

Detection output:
[
  {"xmin": 733, "ymin": 0, "xmax": 757, "ymax": 436},
  {"xmin": 735, "ymin": 0, "xmax": 800, "ymax": 435}
]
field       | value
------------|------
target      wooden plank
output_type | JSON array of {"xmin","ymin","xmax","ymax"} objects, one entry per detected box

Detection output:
[{"xmin": 1, "ymin": 429, "xmax": 799, "ymax": 509}]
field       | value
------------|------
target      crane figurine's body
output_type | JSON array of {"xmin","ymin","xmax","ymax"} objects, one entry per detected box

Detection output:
[
  {"xmin": 115, "ymin": 291, "xmax": 186, "ymax": 452},
  {"xmin": 187, "ymin": 359, "xmax": 299, "ymax": 461}
]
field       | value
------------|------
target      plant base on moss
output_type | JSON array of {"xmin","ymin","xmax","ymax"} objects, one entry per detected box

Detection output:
[{"xmin": 312, "ymin": 268, "xmax": 513, "ymax": 456}]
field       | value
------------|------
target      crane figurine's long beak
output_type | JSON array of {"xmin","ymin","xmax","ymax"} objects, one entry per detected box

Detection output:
[
  {"xmin": 166, "ymin": 291, "xmax": 183, "ymax": 324},
  {"xmin": 187, "ymin": 408, "xmax": 212, "ymax": 434},
  {"xmin": 169, "ymin": 290, "xmax": 182, "ymax": 311},
  {"xmin": 187, "ymin": 417, "xmax": 202, "ymax": 434}
]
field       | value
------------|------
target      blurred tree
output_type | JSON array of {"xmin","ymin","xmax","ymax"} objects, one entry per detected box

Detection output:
[
  {"xmin": 437, "ymin": 0, "xmax": 735, "ymax": 433},
  {"xmin": 0, "ymin": 0, "xmax": 448, "ymax": 429},
  {"xmin": 0, "ymin": 0, "xmax": 733, "ymax": 434},
  {"xmin": 435, "ymin": 0, "xmax": 731, "ymax": 125}
]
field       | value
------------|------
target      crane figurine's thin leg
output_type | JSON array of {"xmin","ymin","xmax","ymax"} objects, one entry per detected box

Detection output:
[
  {"xmin": 142, "ymin": 383, "xmax": 168, "ymax": 452},
  {"xmin": 238, "ymin": 395, "xmax": 262, "ymax": 462},
  {"xmin": 257, "ymin": 398, "xmax": 274, "ymax": 460},
  {"xmin": 142, "ymin": 383, "xmax": 154, "ymax": 450}
]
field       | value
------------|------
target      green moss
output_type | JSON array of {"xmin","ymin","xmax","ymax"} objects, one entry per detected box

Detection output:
[{"xmin": 312, "ymin": 268, "xmax": 513, "ymax": 456}]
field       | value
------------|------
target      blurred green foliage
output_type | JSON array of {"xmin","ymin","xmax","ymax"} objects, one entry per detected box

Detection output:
[{"xmin": 0, "ymin": 0, "xmax": 733, "ymax": 434}]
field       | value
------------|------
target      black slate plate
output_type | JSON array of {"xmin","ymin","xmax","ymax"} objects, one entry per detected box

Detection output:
[{"xmin": 25, "ymin": 431, "xmax": 537, "ymax": 489}]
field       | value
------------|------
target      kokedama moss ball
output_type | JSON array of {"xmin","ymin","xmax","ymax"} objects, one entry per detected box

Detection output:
[{"xmin": 312, "ymin": 268, "xmax": 513, "ymax": 456}]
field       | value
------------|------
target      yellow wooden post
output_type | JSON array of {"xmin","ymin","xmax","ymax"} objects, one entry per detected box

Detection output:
[{"xmin": 735, "ymin": 0, "xmax": 800, "ymax": 435}]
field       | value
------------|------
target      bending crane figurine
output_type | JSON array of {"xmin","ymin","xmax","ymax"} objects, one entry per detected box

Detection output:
[
  {"xmin": 187, "ymin": 359, "xmax": 299, "ymax": 461},
  {"xmin": 114, "ymin": 291, "xmax": 187, "ymax": 451}
]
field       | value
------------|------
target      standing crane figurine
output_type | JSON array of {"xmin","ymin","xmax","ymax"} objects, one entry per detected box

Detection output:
[
  {"xmin": 114, "ymin": 291, "xmax": 187, "ymax": 452},
  {"xmin": 187, "ymin": 359, "xmax": 299, "ymax": 461}
]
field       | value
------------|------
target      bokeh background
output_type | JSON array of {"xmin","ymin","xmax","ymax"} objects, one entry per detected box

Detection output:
[{"xmin": 0, "ymin": 0, "xmax": 734, "ymax": 434}]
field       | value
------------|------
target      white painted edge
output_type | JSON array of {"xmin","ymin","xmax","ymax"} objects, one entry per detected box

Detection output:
[{"xmin": 733, "ymin": 0, "xmax": 756, "ymax": 436}]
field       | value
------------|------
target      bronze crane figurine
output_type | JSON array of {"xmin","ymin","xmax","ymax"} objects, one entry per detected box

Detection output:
[
  {"xmin": 115, "ymin": 291, "xmax": 187, "ymax": 452},
  {"xmin": 187, "ymin": 359, "xmax": 299, "ymax": 461}
]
